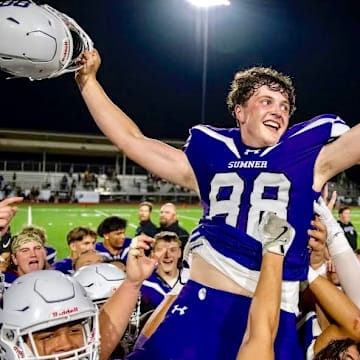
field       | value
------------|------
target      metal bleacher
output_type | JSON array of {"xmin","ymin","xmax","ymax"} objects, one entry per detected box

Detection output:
[{"xmin": 0, "ymin": 129, "xmax": 199, "ymax": 204}]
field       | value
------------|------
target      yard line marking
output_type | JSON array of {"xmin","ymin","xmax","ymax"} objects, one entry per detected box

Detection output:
[
  {"xmin": 93, "ymin": 209, "xmax": 137, "ymax": 230},
  {"xmin": 180, "ymin": 215, "xmax": 201, "ymax": 222},
  {"xmin": 27, "ymin": 206, "xmax": 32, "ymax": 225},
  {"xmin": 93, "ymin": 209, "xmax": 133, "ymax": 217},
  {"xmin": 94, "ymin": 209, "xmax": 110, "ymax": 217}
]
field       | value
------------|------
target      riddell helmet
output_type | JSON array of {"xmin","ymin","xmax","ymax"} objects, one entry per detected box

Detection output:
[
  {"xmin": 73, "ymin": 263, "xmax": 126, "ymax": 306},
  {"xmin": 0, "ymin": 270, "xmax": 99, "ymax": 360},
  {"xmin": 0, "ymin": 0, "xmax": 93, "ymax": 80}
]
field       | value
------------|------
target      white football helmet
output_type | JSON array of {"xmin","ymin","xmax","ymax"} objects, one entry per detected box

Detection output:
[
  {"xmin": 0, "ymin": 270, "xmax": 99, "ymax": 360},
  {"xmin": 0, "ymin": 0, "xmax": 93, "ymax": 80},
  {"xmin": 73, "ymin": 263, "xmax": 126, "ymax": 306}
]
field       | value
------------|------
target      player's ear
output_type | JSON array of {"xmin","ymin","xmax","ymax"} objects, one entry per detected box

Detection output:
[
  {"xmin": 11, "ymin": 254, "xmax": 18, "ymax": 266},
  {"xmin": 234, "ymin": 104, "xmax": 244, "ymax": 126},
  {"xmin": 69, "ymin": 242, "xmax": 77, "ymax": 253}
]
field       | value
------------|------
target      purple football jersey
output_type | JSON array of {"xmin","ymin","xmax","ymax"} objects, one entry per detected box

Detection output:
[{"xmin": 184, "ymin": 114, "xmax": 348, "ymax": 281}]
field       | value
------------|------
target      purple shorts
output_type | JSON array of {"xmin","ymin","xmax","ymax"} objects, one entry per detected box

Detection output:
[{"xmin": 127, "ymin": 280, "xmax": 304, "ymax": 360}]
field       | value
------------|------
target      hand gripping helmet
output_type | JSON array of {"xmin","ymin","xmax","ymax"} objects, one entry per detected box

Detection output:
[
  {"xmin": 0, "ymin": 270, "xmax": 100, "ymax": 360},
  {"xmin": 0, "ymin": 0, "xmax": 93, "ymax": 80},
  {"xmin": 73, "ymin": 263, "xmax": 126, "ymax": 306}
]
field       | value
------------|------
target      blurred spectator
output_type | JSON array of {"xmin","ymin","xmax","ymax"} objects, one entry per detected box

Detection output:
[
  {"xmin": 157, "ymin": 203, "xmax": 189, "ymax": 252},
  {"xmin": 28, "ymin": 186, "xmax": 40, "ymax": 202},
  {"xmin": 338, "ymin": 206, "xmax": 358, "ymax": 250},
  {"xmin": 3, "ymin": 183, "xmax": 12, "ymax": 197},
  {"xmin": 48, "ymin": 191, "xmax": 60, "ymax": 203},
  {"xmin": 12, "ymin": 172, "xmax": 16, "ymax": 188},
  {"xmin": 114, "ymin": 176, "xmax": 122, "ymax": 191},
  {"xmin": 133, "ymin": 178, "xmax": 141, "ymax": 192},
  {"xmin": 135, "ymin": 201, "xmax": 157, "ymax": 238},
  {"xmin": 60, "ymin": 174, "xmax": 68, "ymax": 191},
  {"xmin": 83, "ymin": 169, "xmax": 92, "ymax": 189}
]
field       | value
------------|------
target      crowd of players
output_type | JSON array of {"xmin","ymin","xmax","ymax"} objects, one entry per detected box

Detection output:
[
  {"xmin": 0, "ymin": 199, "xmax": 192, "ymax": 358},
  {"xmin": 0, "ymin": 191, "xmax": 359, "ymax": 359}
]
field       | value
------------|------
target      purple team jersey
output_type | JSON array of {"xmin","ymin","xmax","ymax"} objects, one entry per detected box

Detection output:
[
  {"xmin": 185, "ymin": 114, "xmax": 348, "ymax": 281},
  {"xmin": 95, "ymin": 237, "xmax": 132, "ymax": 263}
]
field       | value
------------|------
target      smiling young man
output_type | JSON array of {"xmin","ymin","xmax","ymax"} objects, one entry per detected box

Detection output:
[
  {"xmin": 140, "ymin": 231, "xmax": 182, "ymax": 313},
  {"xmin": 76, "ymin": 50, "xmax": 360, "ymax": 360}
]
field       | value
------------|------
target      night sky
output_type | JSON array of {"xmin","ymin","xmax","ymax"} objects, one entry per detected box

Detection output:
[{"xmin": 0, "ymin": 0, "xmax": 359, "ymax": 142}]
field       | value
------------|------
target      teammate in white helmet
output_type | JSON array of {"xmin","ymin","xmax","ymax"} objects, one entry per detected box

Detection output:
[
  {"xmin": 73, "ymin": 262, "xmax": 126, "ymax": 306},
  {"xmin": 0, "ymin": 269, "xmax": 100, "ymax": 360}
]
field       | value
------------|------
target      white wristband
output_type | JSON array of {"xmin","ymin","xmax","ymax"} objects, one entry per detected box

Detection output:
[
  {"xmin": 327, "ymin": 232, "xmax": 352, "ymax": 257},
  {"xmin": 308, "ymin": 266, "xmax": 320, "ymax": 284},
  {"xmin": 313, "ymin": 262, "xmax": 327, "ymax": 277}
]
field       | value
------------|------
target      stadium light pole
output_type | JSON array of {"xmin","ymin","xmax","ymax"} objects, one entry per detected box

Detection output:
[{"xmin": 185, "ymin": 0, "xmax": 230, "ymax": 124}]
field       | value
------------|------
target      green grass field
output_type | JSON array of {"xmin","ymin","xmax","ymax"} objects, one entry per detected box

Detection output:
[{"xmin": 9, "ymin": 203, "xmax": 360, "ymax": 260}]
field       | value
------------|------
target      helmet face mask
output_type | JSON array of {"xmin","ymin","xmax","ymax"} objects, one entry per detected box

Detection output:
[
  {"xmin": 0, "ymin": 0, "xmax": 93, "ymax": 80},
  {"xmin": 0, "ymin": 270, "xmax": 100, "ymax": 360}
]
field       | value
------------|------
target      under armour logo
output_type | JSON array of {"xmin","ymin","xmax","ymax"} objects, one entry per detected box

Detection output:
[
  {"xmin": 171, "ymin": 304, "xmax": 188, "ymax": 316},
  {"xmin": 244, "ymin": 149, "xmax": 261, "ymax": 155}
]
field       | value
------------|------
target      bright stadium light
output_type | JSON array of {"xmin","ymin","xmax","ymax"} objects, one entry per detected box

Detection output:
[
  {"xmin": 186, "ymin": 0, "xmax": 231, "ymax": 123},
  {"xmin": 186, "ymin": 0, "xmax": 230, "ymax": 7}
]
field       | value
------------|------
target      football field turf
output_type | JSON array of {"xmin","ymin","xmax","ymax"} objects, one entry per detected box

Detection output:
[{"xmin": 9, "ymin": 203, "xmax": 360, "ymax": 260}]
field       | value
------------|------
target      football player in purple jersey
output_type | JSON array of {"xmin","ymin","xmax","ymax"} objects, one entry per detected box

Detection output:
[
  {"xmin": 140, "ymin": 231, "xmax": 183, "ymax": 314},
  {"xmin": 96, "ymin": 216, "xmax": 132, "ymax": 269},
  {"xmin": 75, "ymin": 49, "xmax": 360, "ymax": 360}
]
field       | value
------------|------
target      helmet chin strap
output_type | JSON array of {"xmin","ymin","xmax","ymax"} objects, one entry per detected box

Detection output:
[{"xmin": 122, "ymin": 293, "xmax": 142, "ymax": 352}]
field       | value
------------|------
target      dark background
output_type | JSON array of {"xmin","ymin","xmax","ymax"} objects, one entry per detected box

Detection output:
[{"xmin": 0, "ymin": 0, "xmax": 359, "ymax": 179}]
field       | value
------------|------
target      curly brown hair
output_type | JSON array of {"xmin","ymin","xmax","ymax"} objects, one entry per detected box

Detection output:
[
  {"xmin": 226, "ymin": 66, "xmax": 296, "ymax": 118},
  {"xmin": 313, "ymin": 338, "xmax": 359, "ymax": 359}
]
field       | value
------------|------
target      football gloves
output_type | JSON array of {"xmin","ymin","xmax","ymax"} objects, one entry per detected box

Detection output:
[{"xmin": 258, "ymin": 212, "xmax": 295, "ymax": 256}]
